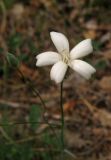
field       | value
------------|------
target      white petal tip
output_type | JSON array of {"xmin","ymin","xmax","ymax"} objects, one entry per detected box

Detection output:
[
  {"xmin": 50, "ymin": 31, "xmax": 58, "ymax": 35},
  {"xmin": 51, "ymin": 79, "xmax": 61, "ymax": 84},
  {"xmin": 35, "ymin": 52, "xmax": 60, "ymax": 67},
  {"xmin": 50, "ymin": 32, "xmax": 58, "ymax": 39},
  {"xmin": 50, "ymin": 31, "xmax": 62, "ymax": 40},
  {"xmin": 50, "ymin": 31, "xmax": 55, "ymax": 34},
  {"xmin": 36, "ymin": 59, "xmax": 41, "ymax": 67},
  {"xmin": 50, "ymin": 31, "xmax": 69, "ymax": 53},
  {"xmin": 70, "ymin": 39, "xmax": 93, "ymax": 59},
  {"xmin": 36, "ymin": 55, "xmax": 39, "ymax": 59},
  {"xmin": 71, "ymin": 60, "xmax": 96, "ymax": 80}
]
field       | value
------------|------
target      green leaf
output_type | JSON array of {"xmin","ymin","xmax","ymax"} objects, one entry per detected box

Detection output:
[
  {"xmin": 95, "ymin": 59, "xmax": 107, "ymax": 69},
  {"xmin": 42, "ymin": 131, "xmax": 61, "ymax": 150},
  {"xmin": 29, "ymin": 105, "xmax": 42, "ymax": 131},
  {"xmin": 8, "ymin": 33, "xmax": 22, "ymax": 52},
  {"xmin": 18, "ymin": 54, "xmax": 29, "ymax": 62},
  {"xmin": 92, "ymin": 40, "xmax": 102, "ymax": 51},
  {"xmin": 26, "ymin": 39, "xmax": 37, "ymax": 53},
  {"xmin": 3, "ymin": 0, "xmax": 15, "ymax": 9},
  {"xmin": 6, "ymin": 52, "xmax": 19, "ymax": 68},
  {"xmin": 0, "ymin": 143, "xmax": 35, "ymax": 160},
  {"xmin": 0, "ymin": 47, "xmax": 4, "ymax": 54},
  {"xmin": 1, "ymin": 112, "xmax": 12, "ymax": 136}
]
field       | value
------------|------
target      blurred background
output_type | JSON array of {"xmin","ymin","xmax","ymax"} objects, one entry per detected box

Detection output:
[{"xmin": 0, "ymin": 0, "xmax": 111, "ymax": 159}]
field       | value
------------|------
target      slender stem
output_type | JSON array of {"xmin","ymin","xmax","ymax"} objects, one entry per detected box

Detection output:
[
  {"xmin": 0, "ymin": 121, "xmax": 60, "ymax": 127},
  {"xmin": 0, "ymin": 126, "xmax": 14, "ymax": 144},
  {"xmin": 17, "ymin": 68, "xmax": 59, "ymax": 141},
  {"xmin": 17, "ymin": 68, "xmax": 47, "ymax": 110},
  {"xmin": 60, "ymin": 81, "xmax": 64, "ymax": 159}
]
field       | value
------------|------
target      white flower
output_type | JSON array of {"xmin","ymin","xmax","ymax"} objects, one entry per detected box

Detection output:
[{"xmin": 36, "ymin": 31, "xmax": 96, "ymax": 83}]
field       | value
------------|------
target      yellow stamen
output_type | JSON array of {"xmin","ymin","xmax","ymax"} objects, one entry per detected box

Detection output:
[{"xmin": 61, "ymin": 50, "xmax": 70, "ymax": 64}]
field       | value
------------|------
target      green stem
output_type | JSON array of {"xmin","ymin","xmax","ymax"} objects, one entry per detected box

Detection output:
[
  {"xmin": 60, "ymin": 81, "xmax": 64, "ymax": 159},
  {"xmin": 17, "ymin": 68, "xmax": 60, "ymax": 142}
]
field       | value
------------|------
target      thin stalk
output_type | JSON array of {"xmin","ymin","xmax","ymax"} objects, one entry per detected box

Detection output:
[
  {"xmin": 0, "ymin": 127, "xmax": 14, "ymax": 144},
  {"xmin": 17, "ymin": 68, "xmax": 59, "ymax": 142},
  {"xmin": 0, "ymin": 121, "xmax": 60, "ymax": 127},
  {"xmin": 60, "ymin": 81, "xmax": 64, "ymax": 159},
  {"xmin": 17, "ymin": 68, "xmax": 47, "ymax": 110}
]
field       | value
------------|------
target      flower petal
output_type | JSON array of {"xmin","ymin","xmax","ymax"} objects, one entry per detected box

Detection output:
[
  {"xmin": 50, "ymin": 61, "xmax": 68, "ymax": 83},
  {"xmin": 70, "ymin": 60, "xmax": 96, "ymax": 79},
  {"xmin": 70, "ymin": 39, "xmax": 93, "ymax": 59},
  {"xmin": 36, "ymin": 52, "xmax": 61, "ymax": 66},
  {"xmin": 50, "ymin": 31, "xmax": 69, "ymax": 54}
]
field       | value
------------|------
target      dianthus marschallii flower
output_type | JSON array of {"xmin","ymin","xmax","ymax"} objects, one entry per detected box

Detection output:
[{"xmin": 36, "ymin": 31, "xmax": 96, "ymax": 83}]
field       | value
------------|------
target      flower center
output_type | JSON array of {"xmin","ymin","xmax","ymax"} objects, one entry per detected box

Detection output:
[{"xmin": 61, "ymin": 50, "xmax": 70, "ymax": 64}]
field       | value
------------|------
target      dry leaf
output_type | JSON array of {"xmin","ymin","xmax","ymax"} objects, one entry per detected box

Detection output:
[
  {"xmin": 99, "ymin": 76, "xmax": 111, "ymax": 91},
  {"xmin": 103, "ymin": 50, "xmax": 111, "ymax": 60},
  {"xmin": 82, "ymin": 98, "xmax": 111, "ymax": 127},
  {"xmin": 11, "ymin": 3, "xmax": 25, "ymax": 20},
  {"xmin": 85, "ymin": 20, "xmax": 98, "ymax": 30},
  {"xmin": 100, "ymin": 32, "xmax": 111, "ymax": 44},
  {"xmin": 83, "ymin": 30, "xmax": 97, "ymax": 39},
  {"xmin": 94, "ymin": 109, "xmax": 111, "ymax": 127},
  {"xmin": 19, "ymin": 64, "xmax": 38, "ymax": 80},
  {"xmin": 63, "ymin": 100, "xmax": 76, "ymax": 113},
  {"xmin": 65, "ymin": 130, "xmax": 88, "ymax": 148}
]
